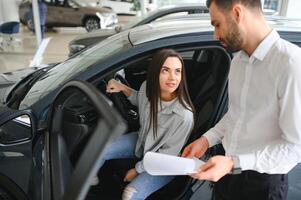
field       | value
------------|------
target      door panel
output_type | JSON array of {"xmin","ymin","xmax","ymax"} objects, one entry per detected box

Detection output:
[
  {"xmin": 0, "ymin": 111, "xmax": 35, "ymax": 199},
  {"xmin": 49, "ymin": 80, "xmax": 126, "ymax": 200}
]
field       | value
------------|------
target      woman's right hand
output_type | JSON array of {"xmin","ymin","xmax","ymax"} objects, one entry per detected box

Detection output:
[{"xmin": 106, "ymin": 79, "xmax": 125, "ymax": 93}]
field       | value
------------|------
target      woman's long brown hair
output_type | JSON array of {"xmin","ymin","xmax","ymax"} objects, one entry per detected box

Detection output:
[{"xmin": 146, "ymin": 49, "xmax": 195, "ymax": 138}]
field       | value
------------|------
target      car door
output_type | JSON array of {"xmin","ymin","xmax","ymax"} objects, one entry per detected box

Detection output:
[
  {"xmin": 0, "ymin": 109, "xmax": 35, "ymax": 200},
  {"xmin": 47, "ymin": 80, "xmax": 126, "ymax": 200},
  {"xmin": 46, "ymin": 0, "xmax": 80, "ymax": 27}
]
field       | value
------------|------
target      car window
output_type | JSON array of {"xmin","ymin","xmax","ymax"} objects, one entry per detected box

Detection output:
[
  {"xmin": 154, "ymin": 11, "xmax": 189, "ymax": 22},
  {"xmin": 18, "ymin": 31, "xmax": 132, "ymax": 110},
  {"xmin": 54, "ymin": 0, "xmax": 65, "ymax": 6}
]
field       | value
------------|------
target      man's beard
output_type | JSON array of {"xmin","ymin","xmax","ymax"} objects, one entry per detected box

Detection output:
[{"xmin": 222, "ymin": 20, "xmax": 243, "ymax": 52}]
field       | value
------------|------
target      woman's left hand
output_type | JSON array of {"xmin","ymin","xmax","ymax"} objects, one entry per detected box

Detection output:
[{"xmin": 123, "ymin": 168, "xmax": 138, "ymax": 182}]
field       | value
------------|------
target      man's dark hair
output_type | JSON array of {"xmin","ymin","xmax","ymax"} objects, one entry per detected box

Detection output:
[{"xmin": 206, "ymin": 0, "xmax": 262, "ymax": 11}]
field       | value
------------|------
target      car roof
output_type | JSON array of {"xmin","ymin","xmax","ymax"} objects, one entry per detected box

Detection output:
[
  {"xmin": 132, "ymin": 3, "xmax": 209, "ymax": 27},
  {"xmin": 129, "ymin": 17, "xmax": 301, "ymax": 45},
  {"xmin": 155, "ymin": 3, "xmax": 207, "ymax": 11},
  {"xmin": 129, "ymin": 19, "xmax": 213, "ymax": 45}
]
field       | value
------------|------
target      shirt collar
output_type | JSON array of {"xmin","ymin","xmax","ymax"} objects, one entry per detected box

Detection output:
[
  {"xmin": 238, "ymin": 29, "xmax": 280, "ymax": 62},
  {"xmin": 160, "ymin": 98, "xmax": 187, "ymax": 117}
]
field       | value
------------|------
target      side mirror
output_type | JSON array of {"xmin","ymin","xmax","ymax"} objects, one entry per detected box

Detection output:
[
  {"xmin": 0, "ymin": 115, "xmax": 32, "ymax": 145},
  {"xmin": 115, "ymin": 24, "xmax": 123, "ymax": 33}
]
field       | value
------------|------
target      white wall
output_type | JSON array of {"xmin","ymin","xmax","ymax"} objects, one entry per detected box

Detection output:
[
  {"xmin": 285, "ymin": 0, "xmax": 301, "ymax": 18},
  {"xmin": 280, "ymin": 0, "xmax": 301, "ymax": 18}
]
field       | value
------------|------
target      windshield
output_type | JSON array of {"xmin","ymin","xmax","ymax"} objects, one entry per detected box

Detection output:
[{"xmin": 19, "ymin": 31, "xmax": 131, "ymax": 110}]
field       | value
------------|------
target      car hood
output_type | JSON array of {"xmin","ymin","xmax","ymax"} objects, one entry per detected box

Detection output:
[
  {"xmin": 0, "ymin": 64, "xmax": 53, "ymax": 107},
  {"xmin": 70, "ymin": 28, "xmax": 117, "ymax": 46}
]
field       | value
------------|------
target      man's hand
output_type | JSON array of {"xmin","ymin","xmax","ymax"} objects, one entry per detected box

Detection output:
[
  {"xmin": 123, "ymin": 168, "xmax": 138, "ymax": 182},
  {"xmin": 190, "ymin": 155, "xmax": 234, "ymax": 182},
  {"xmin": 181, "ymin": 136, "xmax": 209, "ymax": 158}
]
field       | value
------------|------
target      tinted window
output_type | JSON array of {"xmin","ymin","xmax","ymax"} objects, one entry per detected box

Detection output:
[{"xmin": 19, "ymin": 31, "xmax": 131, "ymax": 109}]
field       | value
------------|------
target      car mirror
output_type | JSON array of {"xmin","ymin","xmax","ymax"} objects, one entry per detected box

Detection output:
[
  {"xmin": 115, "ymin": 24, "xmax": 123, "ymax": 33},
  {"xmin": 0, "ymin": 114, "xmax": 32, "ymax": 145}
]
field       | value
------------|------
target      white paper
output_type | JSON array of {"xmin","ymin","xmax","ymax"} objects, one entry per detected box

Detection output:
[{"xmin": 143, "ymin": 152, "xmax": 205, "ymax": 176}]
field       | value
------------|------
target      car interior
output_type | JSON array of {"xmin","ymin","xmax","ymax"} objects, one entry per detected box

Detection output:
[{"xmin": 51, "ymin": 46, "xmax": 231, "ymax": 199}]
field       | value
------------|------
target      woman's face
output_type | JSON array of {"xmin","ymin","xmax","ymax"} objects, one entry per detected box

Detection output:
[{"xmin": 159, "ymin": 56, "xmax": 182, "ymax": 100}]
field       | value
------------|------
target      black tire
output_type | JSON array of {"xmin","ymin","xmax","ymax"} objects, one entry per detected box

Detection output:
[
  {"xmin": 26, "ymin": 19, "xmax": 34, "ymax": 32},
  {"xmin": 84, "ymin": 17, "xmax": 100, "ymax": 32}
]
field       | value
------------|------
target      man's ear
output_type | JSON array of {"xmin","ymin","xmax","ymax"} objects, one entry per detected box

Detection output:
[{"xmin": 232, "ymin": 4, "xmax": 243, "ymax": 23}]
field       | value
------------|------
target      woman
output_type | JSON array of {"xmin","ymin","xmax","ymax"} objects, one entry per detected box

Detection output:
[{"xmin": 100, "ymin": 49, "xmax": 194, "ymax": 200}]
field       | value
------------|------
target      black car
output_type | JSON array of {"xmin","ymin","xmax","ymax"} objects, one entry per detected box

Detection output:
[
  {"xmin": 0, "ymin": 19, "xmax": 301, "ymax": 200},
  {"xmin": 68, "ymin": 4, "xmax": 209, "ymax": 56}
]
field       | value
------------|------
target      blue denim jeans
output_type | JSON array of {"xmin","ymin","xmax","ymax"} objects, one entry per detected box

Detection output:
[{"xmin": 99, "ymin": 132, "xmax": 174, "ymax": 200}]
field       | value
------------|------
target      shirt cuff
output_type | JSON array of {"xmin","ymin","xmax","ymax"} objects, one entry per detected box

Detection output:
[
  {"xmin": 203, "ymin": 130, "xmax": 220, "ymax": 148},
  {"xmin": 238, "ymin": 153, "xmax": 256, "ymax": 171},
  {"xmin": 135, "ymin": 161, "xmax": 145, "ymax": 173},
  {"xmin": 127, "ymin": 89, "xmax": 138, "ymax": 101}
]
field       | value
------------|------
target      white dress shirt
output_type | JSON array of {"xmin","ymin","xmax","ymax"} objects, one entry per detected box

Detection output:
[{"xmin": 204, "ymin": 29, "xmax": 301, "ymax": 174}]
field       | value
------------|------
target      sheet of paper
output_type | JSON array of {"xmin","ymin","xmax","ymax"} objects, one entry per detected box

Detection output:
[{"xmin": 143, "ymin": 152, "xmax": 205, "ymax": 176}]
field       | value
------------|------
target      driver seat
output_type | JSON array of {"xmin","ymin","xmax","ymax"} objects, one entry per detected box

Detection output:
[{"xmin": 92, "ymin": 48, "xmax": 231, "ymax": 200}]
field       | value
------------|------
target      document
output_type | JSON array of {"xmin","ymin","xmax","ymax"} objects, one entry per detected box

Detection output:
[{"xmin": 143, "ymin": 152, "xmax": 205, "ymax": 176}]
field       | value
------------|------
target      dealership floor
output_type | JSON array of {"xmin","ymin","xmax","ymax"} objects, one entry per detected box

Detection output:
[{"xmin": 0, "ymin": 15, "xmax": 134, "ymax": 74}]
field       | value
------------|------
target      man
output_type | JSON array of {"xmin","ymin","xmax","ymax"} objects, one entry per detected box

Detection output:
[
  {"xmin": 28, "ymin": 0, "xmax": 47, "ymax": 38},
  {"xmin": 0, "ymin": 0, "xmax": 22, "ymax": 27},
  {"xmin": 182, "ymin": 0, "xmax": 301, "ymax": 199}
]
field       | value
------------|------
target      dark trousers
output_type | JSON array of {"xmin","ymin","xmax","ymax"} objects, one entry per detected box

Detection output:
[{"xmin": 214, "ymin": 170, "xmax": 288, "ymax": 200}]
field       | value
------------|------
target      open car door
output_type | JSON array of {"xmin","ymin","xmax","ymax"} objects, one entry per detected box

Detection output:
[{"xmin": 48, "ymin": 80, "xmax": 127, "ymax": 200}]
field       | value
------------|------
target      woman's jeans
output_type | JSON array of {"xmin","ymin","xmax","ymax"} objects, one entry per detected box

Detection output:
[{"xmin": 98, "ymin": 132, "xmax": 174, "ymax": 200}]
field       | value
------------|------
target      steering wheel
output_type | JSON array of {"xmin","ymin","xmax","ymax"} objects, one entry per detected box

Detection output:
[{"xmin": 109, "ymin": 74, "xmax": 139, "ymax": 124}]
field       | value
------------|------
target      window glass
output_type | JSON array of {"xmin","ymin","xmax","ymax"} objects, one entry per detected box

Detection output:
[
  {"xmin": 0, "ymin": 115, "xmax": 32, "ymax": 144},
  {"xmin": 19, "ymin": 31, "xmax": 131, "ymax": 109}
]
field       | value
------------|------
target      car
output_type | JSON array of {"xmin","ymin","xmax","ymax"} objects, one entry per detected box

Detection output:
[
  {"xmin": 92, "ymin": 0, "xmax": 137, "ymax": 16},
  {"xmin": 68, "ymin": 3, "xmax": 209, "ymax": 56},
  {"xmin": 19, "ymin": 0, "xmax": 118, "ymax": 32},
  {"xmin": 0, "ymin": 19, "xmax": 301, "ymax": 200},
  {"xmin": 148, "ymin": 0, "xmax": 206, "ymax": 10}
]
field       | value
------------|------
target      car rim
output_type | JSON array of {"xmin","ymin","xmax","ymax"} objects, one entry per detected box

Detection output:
[
  {"xmin": 86, "ymin": 19, "xmax": 100, "ymax": 32},
  {"xmin": 27, "ymin": 19, "xmax": 34, "ymax": 31}
]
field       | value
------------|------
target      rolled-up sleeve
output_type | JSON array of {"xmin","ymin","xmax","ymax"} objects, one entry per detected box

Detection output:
[
  {"xmin": 135, "ymin": 161, "xmax": 145, "ymax": 173},
  {"xmin": 127, "ymin": 89, "xmax": 139, "ymax": 106},
  {"xmin": 127, "ymin": 81, "xmax": 147, "ymax": 106}
]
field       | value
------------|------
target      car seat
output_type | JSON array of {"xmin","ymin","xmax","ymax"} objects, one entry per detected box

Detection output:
[
  {"xmin": 94, "ymin": 48, "xmax": 231, "ymax": 200},
  {"xmin": 146, "ymin": 48, "xmax": 230, "ymax": 199}
]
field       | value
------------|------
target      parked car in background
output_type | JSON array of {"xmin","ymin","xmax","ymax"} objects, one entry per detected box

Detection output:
[
  {"xmin": 148, "ymin": 0, "xmax": 206, "ymax": 11},
  {"xmin": 93, "ymin": 0, "xmax": 136, "ymax": 16},
  {"xmin": 68, "ymin": 3, "xmax": 208, "ymax": 56},
  {"xmin": 19, "ymin": 0, "xmax": 118, "ymax": 32},
  {"xmin": 0, "ymin": 18, "xmax": 301, "ymax": 200}
]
